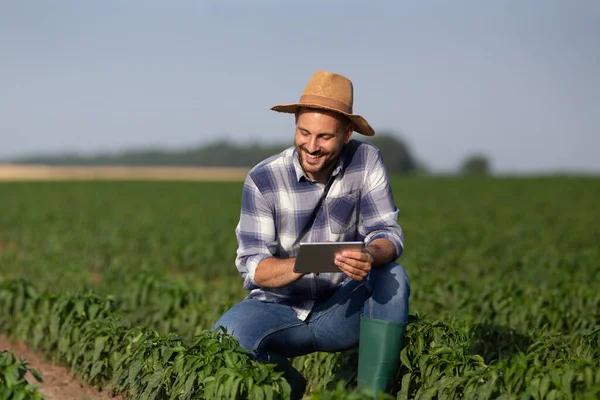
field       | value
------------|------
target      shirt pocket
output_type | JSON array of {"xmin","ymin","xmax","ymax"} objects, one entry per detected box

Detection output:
[{"xmin": 327, "ymin": 190, "xmax": 360, "ymax": 234}]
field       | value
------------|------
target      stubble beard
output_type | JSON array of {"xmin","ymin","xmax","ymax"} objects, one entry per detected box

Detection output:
[{"xmin": 297, "ymin": 147, "xmax": 338, "ymax": 180}]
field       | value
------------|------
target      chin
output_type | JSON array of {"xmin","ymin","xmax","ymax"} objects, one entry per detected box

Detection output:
[
  {"xmin": 302, "ymin": 156, "xmax": 326, "ymax": 171},
  {"xmin": 301, "ymin": 162, "xmax": 322, "ymax": 175}
]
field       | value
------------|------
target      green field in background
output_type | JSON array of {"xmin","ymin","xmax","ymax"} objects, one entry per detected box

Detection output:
[{"xmin": 1, "ymin": 177, "xmax": 599, "ymax": 399}]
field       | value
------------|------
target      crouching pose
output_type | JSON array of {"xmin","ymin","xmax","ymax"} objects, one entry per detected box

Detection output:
[{"xmin": 212, "ymin": 71, "xmax": 410, "ymax": 399}]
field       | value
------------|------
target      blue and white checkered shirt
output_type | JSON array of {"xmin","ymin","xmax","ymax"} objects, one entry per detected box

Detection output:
[{"xmin": 234, "ymin": 139, "xmax": 404, "ymax": 320}]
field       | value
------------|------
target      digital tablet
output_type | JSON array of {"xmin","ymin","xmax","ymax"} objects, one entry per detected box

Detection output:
[{"xmin": 293, "ymin": 241, "xmax": 365, "ymax": 274}]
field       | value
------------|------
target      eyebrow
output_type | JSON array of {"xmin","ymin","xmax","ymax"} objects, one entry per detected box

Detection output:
[{"xmin": 297, "ymin": 126, "xmax": 337, "ymax": 137}]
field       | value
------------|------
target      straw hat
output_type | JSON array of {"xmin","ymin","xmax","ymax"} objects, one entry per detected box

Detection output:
[{"xmin": 270, "ymin": 70, "xmax": 375, "ymax": 136}]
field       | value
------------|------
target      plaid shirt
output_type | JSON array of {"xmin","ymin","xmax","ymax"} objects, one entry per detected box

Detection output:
[{"xmin": 234, "ymin": 139, "xmax": 404, "ymax": 320}]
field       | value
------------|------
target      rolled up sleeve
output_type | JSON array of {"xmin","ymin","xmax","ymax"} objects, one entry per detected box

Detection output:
[
  {"xmin": 359, "ymin": 148, "xmax": 405, "ymax": 259},
  {"xmin": 235, "ymin": 174, "xmax": 277, "ymax": 290}
]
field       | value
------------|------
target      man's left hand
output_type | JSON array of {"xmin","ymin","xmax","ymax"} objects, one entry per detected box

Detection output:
[{"xmin": 334, "ymin": 250, "xmax": 373, "ymax": 281}]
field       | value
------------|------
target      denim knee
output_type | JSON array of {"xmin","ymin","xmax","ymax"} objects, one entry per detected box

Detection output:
[
  {"xmin": 393, "ymin": 262, "xmax": 410, "ymax": 300},
  {"xmin": 211, "ymin": 303, "xmax": 261, "ymax": 354},
  {"xmin": 372, "ymin": 262, "xmax": 410, "ymax": 296},
  {"xmin": 211, "ymin": 299, "xmax": 310, "ymax": 362},
  {"xmin": 365, "ymin": 262, "xmax": 410, "ymax": 322}
]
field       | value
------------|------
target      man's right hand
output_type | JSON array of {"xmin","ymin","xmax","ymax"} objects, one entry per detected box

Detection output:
[{"xmin": 254, "ymin": 257, "xmax": 305, "ymax": 288}]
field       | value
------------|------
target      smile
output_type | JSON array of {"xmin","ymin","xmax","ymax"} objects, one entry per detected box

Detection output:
[{"xmin": 305, "ymin": 153, "xmax": 322, "ymax": 161}]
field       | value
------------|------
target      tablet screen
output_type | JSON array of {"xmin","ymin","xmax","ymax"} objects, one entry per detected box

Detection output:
[{"xmin": 293, "ymin": 241, "xmax": 365, "ymax": 274}]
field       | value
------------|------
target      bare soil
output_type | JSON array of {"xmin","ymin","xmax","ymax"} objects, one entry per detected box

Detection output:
[
  {"xmin": 0, "ymin": 335, "xmax": 126, "ymax": 400},
  {"xmin": 0, "ymin": 165, "xmax": 248, "ymax": 181}
]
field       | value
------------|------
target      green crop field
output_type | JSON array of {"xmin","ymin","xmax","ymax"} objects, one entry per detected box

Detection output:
[{"xmin": 1, "ymin": 177, "xmax": 599, "ymax": 399}]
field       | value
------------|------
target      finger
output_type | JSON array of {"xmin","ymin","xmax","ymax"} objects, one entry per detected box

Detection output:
[
  {"xmin": 336, "ymin": 258, "xmax": 371, "ymax": 277},
  {"xmin": 335, "ymin": 259, "xmax": 369, "ymax": 280},
  {"xmin": 336, "ymin": 254, "xmax": 370, "ymax": 270},
  {"xmin": 335, "ymin": 254, "xmax": 360, "ymax": 268},
  {"xmin": 339, "ymin": 251, "xmax": 370, "ymax": 262}
]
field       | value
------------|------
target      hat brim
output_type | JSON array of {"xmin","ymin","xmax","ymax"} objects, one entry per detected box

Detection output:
[{"xmin": 270, "ymin": 103, "xmax": 375, "ymax": 136}]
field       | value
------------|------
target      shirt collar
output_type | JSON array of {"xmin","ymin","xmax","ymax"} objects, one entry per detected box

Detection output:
[{"xmin": 292, "ymin": 146, "xmax": 347, "ymax": 183}]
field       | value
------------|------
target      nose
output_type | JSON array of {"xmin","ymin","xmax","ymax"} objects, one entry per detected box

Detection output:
[{"xmin": 305, "ymin": 136, "xmax": 319, "ymax": 153}]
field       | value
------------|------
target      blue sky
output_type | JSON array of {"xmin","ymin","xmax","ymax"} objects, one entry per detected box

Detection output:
[{"xmin": 1, "ymin": 0, "xmax": 598, "ymax": 173}]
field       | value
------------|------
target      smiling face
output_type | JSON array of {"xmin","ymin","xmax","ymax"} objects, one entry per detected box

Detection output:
[{"xmin": 294, "ymin": 107, "xmax": 353, "ymax": 184}]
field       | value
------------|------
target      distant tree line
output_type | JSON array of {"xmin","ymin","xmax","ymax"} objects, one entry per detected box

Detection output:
[
  {"xmin": 13, "ymin": 141, "xmax": 288, "ymax": 168},
  {"xmin": 11, "ymin": 133, "xmax": 490, "ymax": 176}
]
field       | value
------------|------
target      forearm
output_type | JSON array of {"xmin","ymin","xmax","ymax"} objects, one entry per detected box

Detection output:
[
  {"xmin": 254, "ymin": 256, "xmax": 304, "ymax": 288},
  {"xmin": 363, "ymin": 238, "xmax": 399, "ymax": 268}
]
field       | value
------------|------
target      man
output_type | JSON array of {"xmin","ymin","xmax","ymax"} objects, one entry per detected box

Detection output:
[{"xmin": 212, "ymin": 71, "xmax": 410, "ymax": 399}]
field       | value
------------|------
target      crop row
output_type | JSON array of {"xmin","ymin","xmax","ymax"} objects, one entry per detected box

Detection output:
[
  {"xmin": 0, "ymin": 279, "xmax": 392, "ymax": 399},
  {"xmin": 2, "ymin": 279, "xmax": 599, "ymax": 399},
  {"xmin": 0, "ymin": 279, "xmax": 289, "ymax": 399}
]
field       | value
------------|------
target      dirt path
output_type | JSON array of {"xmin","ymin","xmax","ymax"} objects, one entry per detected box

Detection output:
[{"xmin": 0, "ymin": 335, "xmax": 126, "ymax": 400}]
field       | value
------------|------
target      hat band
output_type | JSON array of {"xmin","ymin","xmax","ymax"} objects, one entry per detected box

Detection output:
[{"xmin": 299, "ymin": 94, "xmax": 352, "ymax": 114}]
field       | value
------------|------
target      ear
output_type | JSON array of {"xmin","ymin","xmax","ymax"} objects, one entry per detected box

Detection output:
[
  {"xmin": 294, "ymin": 110, "xmax": 299, "ymax": 125},
  {"xmin": 344, "ymin": 123, "xmax": 354, "ymax": 144}
]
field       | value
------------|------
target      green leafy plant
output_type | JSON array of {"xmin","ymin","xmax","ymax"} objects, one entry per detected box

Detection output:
[{"xmin": 0, "ymin": 351, "xmax": 43, "ymax": 400}]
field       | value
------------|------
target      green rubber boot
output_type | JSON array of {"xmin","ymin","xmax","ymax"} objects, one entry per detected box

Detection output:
[{"xmin": 357, "ymin": 315, "xmax": 407, "ymax": 399}]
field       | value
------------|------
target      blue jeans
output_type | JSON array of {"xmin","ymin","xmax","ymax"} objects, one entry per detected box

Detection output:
[{"xmin": 212, "ymin": 262, "xmax": 410, "ymax": 363}]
